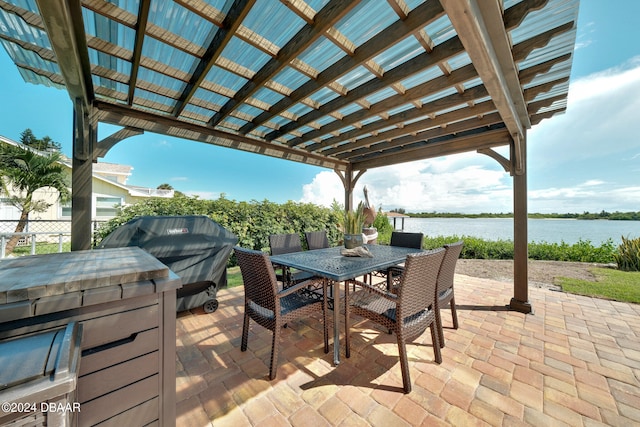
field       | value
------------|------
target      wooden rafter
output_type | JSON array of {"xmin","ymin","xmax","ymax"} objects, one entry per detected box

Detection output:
[
  {"xmin": 308, "ymin": 84, "xmax": 489, "ymax": 153},
  {"xmin": 239, "ymin": 0, "xmax": 446, "ymax": 135},
  {"xmin": 0, "ymin": 0, "xmax": 578, "ymax": 176},
  {"xmin": 172, "ymin": 0, "xmax": 255, "ymax": 117},
  {"xmin": 208, "ymin": 0, "xmax": 360, "ymax": 127},
  {"xmin": 82, "ymin": 0, "xmax": 205, "ymax": 58},
  {"xmin": 289, "ymin": 63, "xmax": 479, "ymax": 148},
  {"xmin": 266, "ymin": 35, "xmax": 466, "ymax": 141},
  {"xmin": 127, "ymin": 0, "xmax": 150, "ymax": 105}
]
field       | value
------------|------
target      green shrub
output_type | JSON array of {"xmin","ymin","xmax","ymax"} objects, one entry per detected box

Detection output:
[
  {"xmin": 421, "ymin": 235, "xmax": 616, "ymax": 263},
  {"xmin": 94, "ymin": 195, "xmax": 341, "ymax": 266},
  {"xmin": 614, "ymin": 236, "xmax": 640, "ymax": 271},
  {"xmin": 94, "ymin": 195, "xmax": 619, "ymax": 266},
  {"xmin": 372, "ymin": 212, "xmax": 394, "ymax": 244}
]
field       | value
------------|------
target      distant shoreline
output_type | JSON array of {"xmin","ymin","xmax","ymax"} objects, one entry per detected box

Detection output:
[{"xmin": 397, "ymin": 212, "xmax": 640, "ymax": 221}]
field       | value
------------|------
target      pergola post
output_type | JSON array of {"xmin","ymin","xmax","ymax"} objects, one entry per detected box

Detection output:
[
  {"xmin": 510, "ymin": 135, "xmax": 533, "ymax": 314},
  {"xmin": 71, "ymin": 99, "xmax": 95, "ymax": 251},
  {"xmin": 335, "ymin": 166, "xmax": 368, "ymax": 213}
]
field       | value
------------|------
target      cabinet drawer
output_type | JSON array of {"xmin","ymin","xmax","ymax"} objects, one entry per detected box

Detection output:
[
  {"xmin": 78, "ymin": 351, "xmax": 159, "ymax": 403},
  {"xmin": 80, "ymin": 328, "xmax": 158, "ymax": 376},
  {"xmin": 88, "ymin": 397, "xmax": 159, "ymax": 427},
  {"xmin": 78, "ymin": 374, "xmax": 158, "ymax": 426},
  {"xmin": 81, "ymin": 303, "xmax": 158, "ymax": 350}
]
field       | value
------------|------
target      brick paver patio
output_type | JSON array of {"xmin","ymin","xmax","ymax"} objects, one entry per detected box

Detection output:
[{"xmin": 175, "ymin": 274, "xmax": 640, "ymax": 426}]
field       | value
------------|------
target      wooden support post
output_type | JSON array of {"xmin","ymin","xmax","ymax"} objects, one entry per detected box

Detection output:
[
  {"xmin": 510, "ymin": 134, "xmax": 533, "ymax": 314},
  {"xmin": 335, "ymin": 166, "xmax": 367, "ymax": 213},
  {"xmin": 71, "ymin": 99, "xmax": 95, "ymax": 251}
]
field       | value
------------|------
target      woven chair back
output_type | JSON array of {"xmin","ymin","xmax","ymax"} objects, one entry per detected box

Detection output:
[
  {"xmin": 304, "ymin": 231, "xmax": 329, "ymax": 250},
  {"xmin": 395, "ymin": 248, "xmax": 445, "ymax": 322},
  {"xmin": 390, "ymin": 231, "xmax": 424, "ymax": 249},
  {"xmin": 234, "ymin": 247, "xmax": 279, "ymax": 312},
  {"xmin": 436, "ymin": 241, "xmax": 464, "ymax": 295},
  {"xmin": 269, "ymin": 233, "xmax": 303, "ymax": 255}
]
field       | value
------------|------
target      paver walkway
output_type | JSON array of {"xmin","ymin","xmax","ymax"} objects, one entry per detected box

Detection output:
[{"xmin": 175, "ymin": 274, "xmax": 640, "ymax": 426}]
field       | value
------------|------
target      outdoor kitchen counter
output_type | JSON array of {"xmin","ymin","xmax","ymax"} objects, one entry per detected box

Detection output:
[{"xmin": 0, "ymin": 247, "xmax": 182, "ymax": 427}]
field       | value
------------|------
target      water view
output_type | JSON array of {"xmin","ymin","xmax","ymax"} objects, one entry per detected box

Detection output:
[{"xmin": 396, "ymin": 217, "xmax": 640, "ymax": 245}]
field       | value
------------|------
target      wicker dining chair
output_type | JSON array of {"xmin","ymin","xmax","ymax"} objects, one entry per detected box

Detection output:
[
  {"xmin": 269, "ymin": 233, "xmax": 317, "ymax": 287},
  {"xmin": 435, "ymin": 241, "xmax": 464, "ymax": 348},
  {"xmin": 234, "ymin": 247, "xmax": 329, "ymax": 380},
  {"xmin": 304, "ymin": 230, "xmax": 330, "ymax": 250},
  {"xmin": 346, "ymin": 248, "xmax": 445, "ymax": 393},
  {"xmin": 370, "ymin": 231, "xmax": 424, "ymax": 289}
]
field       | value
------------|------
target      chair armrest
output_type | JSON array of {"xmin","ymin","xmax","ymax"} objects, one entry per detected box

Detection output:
[
  {"xmin": 277, "ymin": 277, "xmax": 325, "ymax": 298},
  {"xmin": 346, "ymin": 279, "xmax": 398, "ymax": 302}
]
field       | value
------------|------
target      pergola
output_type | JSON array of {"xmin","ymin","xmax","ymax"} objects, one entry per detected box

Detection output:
[{"xmin": 0, "ymin": 0, "xmax": 580, "ymax": 313}]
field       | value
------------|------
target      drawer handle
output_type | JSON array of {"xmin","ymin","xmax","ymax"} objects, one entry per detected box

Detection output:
[{"xmin": 82, "ymin": 333, "xmax": 138, "ymax": 356}]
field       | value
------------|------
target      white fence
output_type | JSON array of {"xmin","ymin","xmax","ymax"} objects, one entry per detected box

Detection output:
[
  {"xmin": 0, "ymin": 220, "xmax": 106, "ymax": 258},
  {"xmin": 0, "ymin": 232, "xmax": 70, "ymax": 258}
]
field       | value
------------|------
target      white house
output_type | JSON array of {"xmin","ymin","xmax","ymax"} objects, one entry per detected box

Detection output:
[{"xmin": 0, "ymin": 135, "xmax": 173, "ymax": 221}]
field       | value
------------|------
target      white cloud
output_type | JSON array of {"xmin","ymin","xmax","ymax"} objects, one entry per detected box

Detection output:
[
  {"xmin": 301, "ymin": 153, "xmax": 513, "ymax": 213},
  {"xmin": 529, "ymin": 57, "xmax": 640, "ymax": 165},
  {"xmin": 170, "ymin": 176, "xmax": 188, "ymax": 182},
  {"xmin": 300, "ymin": 171, "xmax": 344, "ymax": 207},
  {"xmin": 529, "ymin": 185, "xmax": 640, "ymax": 213},
  {"xmin": 580, "ymin": 180, "xmax": 605, "ymax": 187}
]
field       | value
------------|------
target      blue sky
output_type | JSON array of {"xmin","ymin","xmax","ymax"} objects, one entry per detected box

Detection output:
[{"xmin": 1, "ymin": 1, "xmax": 639, "ymax": 214}]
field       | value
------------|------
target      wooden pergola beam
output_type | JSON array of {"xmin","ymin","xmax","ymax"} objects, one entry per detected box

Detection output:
[
  {"xmin": 353, "ymin": 127, "xmax": 512, "ymax": 170},
  {"xmin": 35, "ymin": 0, "xmax": 93, "ymax": 107},
  {"xmin": 94, "ymin": 100, "xmax": 348, "ymax": 170},
  {"xmin": 35, "ymin": 0, "xmax": 96, "ymax": 251},
  {"xmin": 441, "ymin": 0, "xmax": 529, "ymax": 174},
  {"xmin": 340, "ymin": 112, "xmax": 504, "ymax": 160},
  {"xmin": 325, "ymin": 101, "xmax": 497, "ymax": 157}
]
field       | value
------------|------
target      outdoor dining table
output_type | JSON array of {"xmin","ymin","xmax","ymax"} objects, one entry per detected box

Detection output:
[{"xmin": 270, "ymin": 244, "xmax": 423, "ymax": 365}]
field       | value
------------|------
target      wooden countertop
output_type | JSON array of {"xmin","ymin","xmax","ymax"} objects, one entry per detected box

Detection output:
[{"xmin": 0, "ymin": 247, "xmax": 173, "ymax": 305}]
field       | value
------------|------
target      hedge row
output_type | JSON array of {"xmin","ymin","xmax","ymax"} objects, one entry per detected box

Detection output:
[{"xmin": 95, "ymin": 195, "xmax": 618, "ymax": 265}]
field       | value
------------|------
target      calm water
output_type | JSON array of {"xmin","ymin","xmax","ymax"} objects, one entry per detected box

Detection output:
[{"xmin": 393, "ymin": 217, "xmax": 640, "ymax": 245}]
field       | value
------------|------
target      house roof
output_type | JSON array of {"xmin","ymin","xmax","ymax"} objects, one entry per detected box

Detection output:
[
  {"xmin": 0, "ymin": 0, "xmax": 579, "ymax": 174},
  {"xmin": 93, "ymin": 162, "xmax": 133, "ymax": 176}
]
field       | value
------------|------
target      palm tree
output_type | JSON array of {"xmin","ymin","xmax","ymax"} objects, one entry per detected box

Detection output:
[{"xmin": 0, "ymin": 144, "xmax": 70, "ymax": 254}]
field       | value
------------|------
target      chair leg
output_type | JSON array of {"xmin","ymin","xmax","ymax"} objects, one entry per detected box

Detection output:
[
  {"xmin": 345, "ymin": 281, "xmax": 350, "ymax": 359},
  {"xmin": 430, "ymin": 322, "xmax": 442, "ymax": 364},
  {"xmin": 323, "ymin": 281, "xmax": 329, "ymax": 354},
  {"xmin": 450, "ymin": 295, "xmax": 459, "ymax": 329},
  {"xmin": 435, "ymin": 303, "xmax": 445, "ymax": 348},
  {"xmin": 241, "ymin": 311, "xmax": 250, "ymax": 351},
  {"xmin": 269, "ymin": 328, "xmax": 279, "ymax": 380},
  {"xmin": 396, "ymin": 335, "xmax": 411, "ymax": 394}
]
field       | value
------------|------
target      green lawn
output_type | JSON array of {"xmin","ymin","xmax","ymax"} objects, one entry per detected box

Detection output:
[
  {"xmin": 557, "ymin": 268, "xmax": 640, "ymax": 304},
  {"xmin": 226, "ymin": 266, "xmax": 243, "ymax": 288}
]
